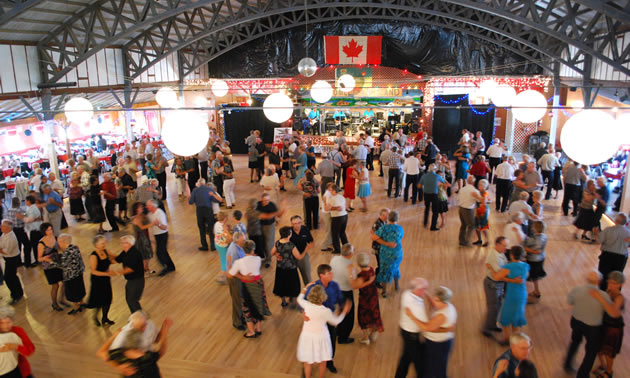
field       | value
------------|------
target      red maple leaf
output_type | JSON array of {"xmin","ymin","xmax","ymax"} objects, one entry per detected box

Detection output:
[{"xmin": 342, "ymin": 39, "xmax": 363, "ymax": 62}]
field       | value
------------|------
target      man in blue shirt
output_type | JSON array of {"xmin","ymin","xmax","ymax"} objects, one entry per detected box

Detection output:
[
  {"xmin": 188, "ymin": 178, "xmax": 216, "ymax": 251},
  {"xmin": 41, "ymin": 184, "xmax": 63, "ymax": 236},
  {"xmin": 363, "ymin": 108, "xmax": 375, "ymax": 120},
  {"xmin": 418, "ymin": 164, "xmax": 447, "ymax": 231},
  {"xmin": 226, "ymin": 232, "xmax": 247, "ymax": 330},
  {"xmin": 304, "ymin": 264, "xmax": 347, "ymax": 374}
]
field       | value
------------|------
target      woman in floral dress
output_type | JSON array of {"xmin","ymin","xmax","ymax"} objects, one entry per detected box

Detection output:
[
  {"xmin": 371, "ymin": 210, "xmax": 404, "ymax": 298},
  {"xmin": 474, "ymin": 179, "xmax": 491, "ymax": 247}
]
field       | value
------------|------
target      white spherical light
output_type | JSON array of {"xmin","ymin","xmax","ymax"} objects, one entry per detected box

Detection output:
[
  {"xmin": 512, "ymin": 90, "xmax": 547, "ymax": 123},
  {"xmin": 337, "ymin": 74, "xmax": 356, "ymax": 93},
  {"xmin": 311, "ymin": 80, "xmax": 333, "ymax": 103},
  {"xmin": 560, "ymin": 110, "xmax": 618, "ymax": 165},
  {"xmin": 263, "ymin": 93, "xmax": 293, "ymax": 123},
  {"xmin": 615, "ymin": 112, "xmax": 630, "ymax": 147},
  {"xmin": 491, "ymin": 84, "xmax": 517, "ymax": 108},
  {"xmin": 211, "ymin": 80, "xmax": 229, "ymax": 97},
  {"xmin": 64, "ymin": 97, "xmax": 94, "ymax": 125},
  {"xmin": 298, "ymin": 57, "xmax": 317, "ymax": 77},
  {"xmin": 191, "ymin": 95, "xmax": 208, "ymax": 108},
  {"xmin": 161, "ymin": 111, "xmax": 209, "ymax": 156},
  {"xmin": 155, "ymin": 87, "xmax": 178, "ymax": 108},
  {"xmin": 473, "ymin": 80, "xmax": 497, "ymax": 105}
]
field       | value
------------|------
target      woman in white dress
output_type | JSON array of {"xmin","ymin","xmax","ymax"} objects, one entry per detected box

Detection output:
[{"xmin": 297, "ymin": 284, "xmax": 351, "ymax": 378}]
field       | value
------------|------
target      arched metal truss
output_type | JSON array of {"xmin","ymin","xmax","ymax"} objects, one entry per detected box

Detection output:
[
  {"xmin": 32, "ymin": 0, "xmax": 630, "ymax": 84},
  {"xmin": 0, "ymin": 0, "xmax": 43, "ymax": 27}
]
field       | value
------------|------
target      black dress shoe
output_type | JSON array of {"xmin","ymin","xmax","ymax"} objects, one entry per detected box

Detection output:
[
  {"xmin": 326, "ymin": 362, "xmax": 337, "ymax": 373},
  {"xmin": 102, "ymin": 319, "xmax": 115, "ymax": 326},
  {"xmin": 158, "ymin": 269, "xmax": 172, "ymax": 277},
  {"xmin": 198, "ymin": 246, "xmax": 209, "ymax": 251},
  {"xmin": 338, "ymin": 337, "xmax": 354, "ymax": 344},
  {"xmin": 233, "ymin": 325, "xmax": 246, "ymax": 331},
  {"xmin": 430, "ymin": 227, "xmax": 440, "ymax": 231}
]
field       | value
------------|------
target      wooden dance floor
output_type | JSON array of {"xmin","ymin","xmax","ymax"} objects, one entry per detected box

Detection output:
[{"xmin": 11, "ymin": 155, "xmax": 630, "ymax": 377}]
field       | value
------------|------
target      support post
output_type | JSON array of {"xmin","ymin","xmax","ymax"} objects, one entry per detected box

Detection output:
[
  {"xmin": 504, "ymin": 110, "xmax": 515, "ymax": 156},
  {"xmin": 40, "ymin": 89, "xmax": 59, "ymax": 177},
  {"xmin": 549, "ymin": 63, "xmax": 561, "ymax": 148}
]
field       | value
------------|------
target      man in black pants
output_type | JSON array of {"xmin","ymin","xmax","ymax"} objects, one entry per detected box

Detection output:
[
  {"xmin": 146, "ymin": 200, "xmax": 176, "ymax": 277},
  {"xmin": 184, "ymin": 156, "xmax": 200, "ymax": 194},
  {"xmin": 6, "ymin": 198, "xmax": 30, "ymax": 266},
  {"xmin": 418, "ymin": 165, "xmax": 446, "ymax": 231},
  {"xmin": 564, "ymin": 271, "xmax": 609, "ymax": 377},
  {"xmin": 0, "ymin": 220, "xmax": 24, "ymax": 304},
  {"xmin": 402, "ymin": 151, "xmax": 421, "ymax": 204},
  {"xmin": 115, "ymin": 235, "xmax": 145, "ymax": 313},
  {"xmin": 211, "ymin": 151, "xmax": 224, "ymax": 197},
  {"xmin": 596, "ymin": 213, "xmax": 630, "ymax": 290},
  {"xmin": 494, "ymin": 156, "xmax": 514, "ymax": 212},
  {"xmin": 562, "ymin": 161, "xmax": 587, "ymax": 216},
  {"xmin": 188, "ymin": 179, "xmax": 216, "ymax": 251},
  {"xmin": 153, "ymin": 150, "xmax": 168, "ymax": 200},
  {"xmin": 331, "ymin": 244, "xmax": 356, "ymax": 345},
  {"xmin": 22, "ymin": 195, "xmax": 41, "ymax": 267},
  {"xmin": 327, "ymin": 185, "xmax": 348, "ymax": 255},
  {"xmin": 395, "ymin": 277, "xmax": 429, "ymax": 378},
  {"xmin": 387, "ymin": 146, "xmax": 404, "ymax": 198}
]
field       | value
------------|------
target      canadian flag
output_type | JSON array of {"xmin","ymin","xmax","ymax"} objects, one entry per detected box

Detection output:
[{"xmin": 324, "ymin": 36, "xmax": 382, "ymax": 65}]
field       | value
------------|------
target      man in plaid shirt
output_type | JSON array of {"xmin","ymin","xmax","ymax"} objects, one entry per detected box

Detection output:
[
  {"xmin": 388, "ymin": 146, "xmax": 405, "ymax": 198},
  {"xmin": 6, "ymin": 198, "xmax": 29, "ymax": 266}
]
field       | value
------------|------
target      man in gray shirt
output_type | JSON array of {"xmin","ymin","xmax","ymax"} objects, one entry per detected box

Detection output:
[
  {"xmin": 330, "ymin": 243, "xmax": 356, "ymax": 344},
  {"xmin": 523, "ymin": 162, "xmax": 542, "ymax": 205},
  {"xmin": 562, "ymin": 161, "xmax": 587, "ymax": 216},
  {"xmin": 564, "ymin": 271, "xmax": 611, "ymax": 377},
  {"xmin": 597, "ymin": 213, "xmax": 630, "ymax": 290},
  {"xmin": 316, "ymin": 155, "xmax": 335, "ymax": 191}
]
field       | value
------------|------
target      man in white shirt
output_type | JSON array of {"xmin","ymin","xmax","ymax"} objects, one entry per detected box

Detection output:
[
  {"xmin": 483, "ymin": 236, "xmax": 509, "ymax": 337},
  {"xmin": 395, "ymin": 277, "xmax": 429, "ymax": 378},
  {"xmin": 352, "ymin": 140, "xmax": 369, "ymax": 165},
  {"xmin": 146, "ymin": 200, "xmax": 176, "ymax": 276},
  {"xmin": 47, "ymin": 172, "xmax": 64, "ymax": 196},
  {"xmin": 508, "ymin": 191, "xmax": 538, "ymax": 231},
  {"xmin": 458, "ymin": 176, "xmax": 483, "ymax": 246},
  {"xmin": 402, "ymin": 152, "xmax": 422, "ymax": 204},
  {"xmin": 259, "ymin": 168, "xmax": 280, "ymax": 203},
  {"xmin": 0, "ymin": 220, "xmax": 24, "ymax": 304},
  {"xmin": 326, "ymin": 185, "xmax": 348, "ymax": 255},
  {"xmin": 365, "ymin": 131, "xmax": 375, "ymax": 171},
  {"xmin": 319, "ymin": 183, "xmax": 334, "ymax": 252},
  {"xmin": 494, "ymin": 156, "xmax": 514, "ymax": 212},
  {"xmin": 330, "ymin": 243, "xmax": 356, "ymax": 344},
  {"xmin": 538, "ymin": 147, "xmax": 560, "ymax": 200},
  {"xmin": 486, "ymin": 139, "xmax": 505, "ymax": 183}
]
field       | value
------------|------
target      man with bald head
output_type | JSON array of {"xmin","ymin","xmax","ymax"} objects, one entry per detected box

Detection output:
[{"xmin": 564, "ymin": 271, "xmax": 611, "ymax": 377}]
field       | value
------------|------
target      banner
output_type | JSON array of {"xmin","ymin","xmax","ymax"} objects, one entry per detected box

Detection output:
[
  {"xmin": 336, "ymin": 67, "xmax": 373, "ymax": 90},
  {"xmin": 325, "ymin": 36, "xmax": 382, "ymax": 65}
]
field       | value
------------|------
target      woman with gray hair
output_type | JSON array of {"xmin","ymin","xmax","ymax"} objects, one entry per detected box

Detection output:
[
  {"xmin": 371, "ymin": 210, "xmax": 404, "ymax": 298},
  {"xmin": 405, "ymin": 286, "xmax": 457, "ymax": 377},
  {"xmin": 503, "ymin": 212, "xmax": 526, "ymax": 249},
  {"xmin": 0, "ymin": 306, "xmax": 35, "ymax": 378},
  {"xmin": 297, "ymin": 283, "xmax": 351, "ymax": 378},
  {"xmin": 351, "ymin": 253, "xmax": 383, "ymax": 345},
  {"xmin": 58, "ymin": 234, "xmax": 87, "ymax": 315},
  {"xmin": 87, "ymin": 234, "xmax": 116, "ymax": 326}
]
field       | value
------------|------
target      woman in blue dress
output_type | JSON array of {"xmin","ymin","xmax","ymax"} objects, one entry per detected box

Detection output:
[
  {"xmin": 492, "ymin": 245, "xmax": 530, "ymax": 345},
  {"xmin": 371, "ymin": 210, "xmax": 404, "ymax": 298},
  {"xmin": 294, "ymin": 145, "xmax": 307, "ymax": 186},
  {"xmin": 453, "ymin": 144, "xmax": 471, "ymax": 192}
]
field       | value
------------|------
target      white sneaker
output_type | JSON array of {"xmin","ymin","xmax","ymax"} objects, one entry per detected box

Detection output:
[{"xmin": 359, "ymin": 338, "xmax": 370, "ymax": 345}]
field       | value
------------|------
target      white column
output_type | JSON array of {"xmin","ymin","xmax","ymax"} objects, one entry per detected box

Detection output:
[
  {"xmin": 504, "ymin": 110, "xmax": 515, "ymax": 155},
  {"xmin": 620, "ymin": 161, "xmax": 630, "ymax": 214},
  {"xmin": 549, "ymin": 89, "xmax": 560, "ymax": 147},
  {"xmin": 43, "ymin": 120, "xmax": 59, "ymax": 177},
  {"xmin": 125, "ymin": 110, "xmax": 134, "ymax": 142}
]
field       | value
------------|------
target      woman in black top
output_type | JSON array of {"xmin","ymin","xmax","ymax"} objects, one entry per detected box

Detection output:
[
  {"xmin": 271, "ymin": 227, "xmax": 306, "ymax": 308},
  {"xmin": 87, "ymin": 234, "xmax": 116, "ymax": 326}
]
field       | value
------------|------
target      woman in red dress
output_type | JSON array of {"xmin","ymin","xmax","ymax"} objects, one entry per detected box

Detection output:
[
  {"xmin": 351, "ymin": 253, "xmax": 384, "ymax": 345},
  {"xmin": 344, "ymin": 158, "xmax": 357, "ymax": 212}
]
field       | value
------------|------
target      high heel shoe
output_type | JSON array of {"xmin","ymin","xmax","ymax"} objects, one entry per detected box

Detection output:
[
  {"xmin": 68, "ymin": 308, "xmax": 80, "ymax": 315},
  {"xmin": 93, "ymin": 317, "xmax": 101, "ymax": 327},
  {"xmin": 51, "ymin": 304, "xmax": 63, "ymax": 312}
]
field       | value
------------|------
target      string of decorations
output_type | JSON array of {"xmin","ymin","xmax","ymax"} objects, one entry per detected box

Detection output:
[{"xmin": 433, "ymin": 94, "xmax": 495, "ymax": 115}]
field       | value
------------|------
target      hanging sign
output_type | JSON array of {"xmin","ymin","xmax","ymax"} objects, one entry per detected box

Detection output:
[{"xmin": 325, "ymin": 36, "xmax": 382, "ymax": 64}]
